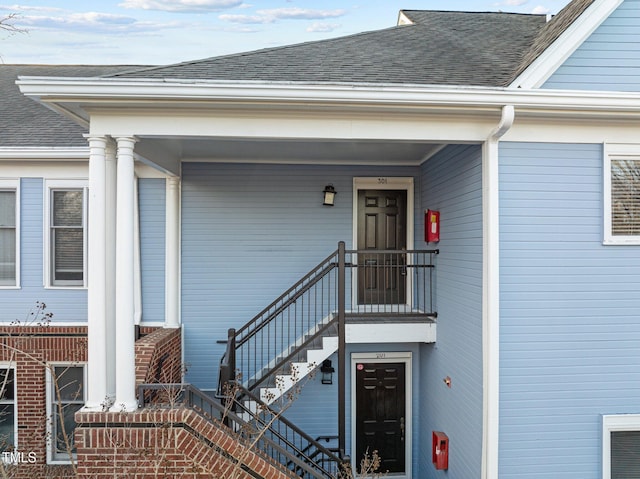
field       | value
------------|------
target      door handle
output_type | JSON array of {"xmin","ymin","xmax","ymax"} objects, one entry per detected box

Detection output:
[{"xmin": 400, "ymin": 416, "xmax": 405, "ymax": 441}]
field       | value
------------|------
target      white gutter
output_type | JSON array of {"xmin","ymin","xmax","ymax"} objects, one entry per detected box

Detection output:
[
  {"xmin": 0, "ymin": 147, "xmax": 89, "ymax": 160},
  {"xmin": 16, "ymin": 77, "xmax": 640, "ymax": 114},
  {"xmin": 482, "ymin": 105, "xmax": 515, "ymax": 479}
]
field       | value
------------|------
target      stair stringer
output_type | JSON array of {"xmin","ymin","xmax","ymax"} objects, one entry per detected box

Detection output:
[{"xmin": 258, "ymin": 336, "xmax": 338, "ymax": 406}]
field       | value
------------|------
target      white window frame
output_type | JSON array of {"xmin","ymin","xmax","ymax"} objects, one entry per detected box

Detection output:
[
  {"xmin": 46, "ymin": 363, "xmax": 86, "ymax": 464},
  {"xmin": 0, "ymin": 180, "xmax": 19, "ymax": 289},
  {"xmin": 604, "ymin": 144, "xmax": 640, "ymax": 245},
  {"xmin": 603, "ymin": 414, "xmax": 640, "ymax": 479},
  {"xmin": 43, "ymin": 180, "xmax": 88, "ymax": 288},
  {"xmin": 0, "ymin": 364, "xmax": 17, "ymax": 452}
]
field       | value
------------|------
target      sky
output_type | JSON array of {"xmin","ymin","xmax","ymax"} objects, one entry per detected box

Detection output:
[{"xmin": 0, "ymin": 0, "xmax": 573, "ymax": 65}]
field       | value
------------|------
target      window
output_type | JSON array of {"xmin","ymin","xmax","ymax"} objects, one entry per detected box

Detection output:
[
  {"xmin": 603, "ymin": 414, "xmax": 640, "ymax": 479},
  {"xmin": 0, "ymin": 184, "xmax": 18, "ymax": 287},
  {"xmin": 45, "ymin": 182, "xmax": 86, "ymax": 287},
  {"xmin": 605, "ymin": 145, "xmax": 640, "ymax": 244},
  {"xmin": 0, "ymin": 368, "xmax": 16, "ymax": 451},
  {"xmin": 47, "ymin": 364, "xmax": 85, "ymax": 463}
]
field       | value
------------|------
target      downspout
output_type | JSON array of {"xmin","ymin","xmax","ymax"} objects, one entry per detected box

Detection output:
[{"xmin": 482, "ymin": 105, "xmax": 514, "ymax": 479}]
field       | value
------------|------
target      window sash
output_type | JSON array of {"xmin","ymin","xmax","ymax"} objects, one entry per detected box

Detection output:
[
  {"xmin": 0, "ymin": 191, "xmax": 16, "ymax": 286},
  {"xmin": 0, "ymin": 369, "xmax": 16, "ymax": 451},
  {"xmin": 610, "ymin": 158, "xmax": 640, "ymax": 236},
  {"xmin": 49, "ymin": 365, "xmax": 85, "ymax": 461},
  {"xmin": 49, "ymin": 189, "xmax": 85, "ymax": 286}
]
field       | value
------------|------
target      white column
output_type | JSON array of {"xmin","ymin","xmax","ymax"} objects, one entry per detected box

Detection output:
[
  {"xmin": 85, "ymin": 135, "xmax": 108, "ymax": 410},
  {"xmin": 112, "ymin": 136, "xmax": 138, "ymax": 411},
  {"xmin": 105, "ymin": 141, "xmax": 117, "ymax": 402},
  {"xmin": 165, "ymin": 176, "xmax": 181, "ymax": 329}
]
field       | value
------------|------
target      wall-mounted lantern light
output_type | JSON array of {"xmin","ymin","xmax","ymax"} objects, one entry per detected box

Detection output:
[
  {"xmin": 323, "ymin": 184, "xmax": 337, "ymax": 206},
  {"xmin": 320, "ymin": 359, "xmax": 335, "ymax": 384}
]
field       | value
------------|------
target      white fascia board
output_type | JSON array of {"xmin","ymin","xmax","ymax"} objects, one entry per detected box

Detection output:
[
  {"xmin": 510, "ymin": 0, "xmax": 623, "ymax": 89},
  {"xmin": 17, "ymin": 77, "xmax": 640, "ymax": 118},
  {"xmin": 0, "ymin": 147, "xmax": 89, "ymax": 160}
]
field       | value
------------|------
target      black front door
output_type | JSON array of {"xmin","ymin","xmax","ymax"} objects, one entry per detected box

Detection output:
[
  {"xmin": 357, "ymin": 189, "xmax": 407, "ymax": 305},
  {"xmin": 355, "ymin": 362, "xmax": 406, "ymax": 474}
]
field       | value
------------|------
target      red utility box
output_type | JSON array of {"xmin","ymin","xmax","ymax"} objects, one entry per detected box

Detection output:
[
  {"xmin": 432, "ymin": 430, "xmax": 449, "ymax": 470},
  {"xmin": 425, "ymin": 210, "xmax": 440, "ymax": 243}
]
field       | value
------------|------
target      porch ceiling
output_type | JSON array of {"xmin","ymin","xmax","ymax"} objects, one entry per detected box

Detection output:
[{"xmin": 141, "ymin": 136, "xmax": 447, "ymax": 166}]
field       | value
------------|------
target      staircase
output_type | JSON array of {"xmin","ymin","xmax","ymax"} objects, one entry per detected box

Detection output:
[
  {"xmin": 216, "ymin": 241, "xmax": 438, "ymax": 477},
  {"xmin": 259, "ymin": 334, "xmax": 339, "ymax": 405}
]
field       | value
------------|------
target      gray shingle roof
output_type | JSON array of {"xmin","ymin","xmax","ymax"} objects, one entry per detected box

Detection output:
[
  {"xmin": 110, "ymin": 10, "xmax": 548, "ymax": 87},
  {"xmin": 0, "ymin": 65, "xmax": 141, "ymax": 148}
]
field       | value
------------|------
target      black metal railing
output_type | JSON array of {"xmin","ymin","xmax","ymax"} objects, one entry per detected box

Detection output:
[
  {"xmin": 220, "ymin": 249, "xmax": 341, "ymax": 395},
  {"xmin": 137, "ymin": 383, "xmax": 348, "ymax": 479},
  {"xmin": 219, "ymin": 242, "xmax": 438, "ymax": 395}
]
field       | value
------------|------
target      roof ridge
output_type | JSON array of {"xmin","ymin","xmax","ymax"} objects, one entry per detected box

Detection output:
[
  {"xmin": 402, "ymin": 9, "xmax": 547, "ymax": 15},
  {"xmin": 107, "ymin": 24, "xmax": 406, "ymax": 78}
]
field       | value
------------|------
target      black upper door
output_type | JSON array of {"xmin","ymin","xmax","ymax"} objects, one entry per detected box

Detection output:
[
  {"xmin": 355, "ymin": 361, "xmax": 406, "ymax": 474},
  {"xmin": 357, "ymin": 189, "xmax": 407, "ymax": 305}
]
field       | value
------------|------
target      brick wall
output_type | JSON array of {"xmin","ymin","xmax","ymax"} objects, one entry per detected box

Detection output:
[
  {"xmin": 75, "ymin": 408, "xmax": 297, "ymax": 479},
  {"xmin": 0, "ymin": 324, "xmax": 182, "ymax": 479},
  {"xmin": 135, "ymin": 327, "xmax": 182, "ymax": 385},
  {"xmin": 0, "ymin": 325, "xmax": 87, "ymax": 479}
]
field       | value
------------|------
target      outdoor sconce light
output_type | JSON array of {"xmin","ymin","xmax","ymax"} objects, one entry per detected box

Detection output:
[
  {"xmin": 323, "ymin": 184, "xmax": 337, "ymax": 206},
  {"xmin": 320, "ymin": 359, "xmax": 335, "ymax": 384}
]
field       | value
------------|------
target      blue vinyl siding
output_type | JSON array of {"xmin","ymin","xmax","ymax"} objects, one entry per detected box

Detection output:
[
  {"xmin": 138, "ymin": 178, "xmax": 166, "ymax": 323},
  {"xmin": 0, "ymin": 177, "xmax": 166, "ymax": 324},
  {"xmin": 499, "ymin": 142, "xmax": 640, "ymax": 478},
  {"xmin": 544, "ymin": 0, "xmax": 640, "ymax": 91},
  {"xmin": 0, "ymin": 178, "xmax": 87, "ymax": 323},
  {"xmin": 180, "ymin": 162, "xmax": 420, "ymax": 390},
  {"xmin": 418, "ymin": 144, "xmax": 484, "ymax": 479}
]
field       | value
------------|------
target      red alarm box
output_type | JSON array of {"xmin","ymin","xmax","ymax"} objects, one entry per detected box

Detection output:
[
  {"xmin": 425, "ymin": 210, "xmax": 440, "ymax": 243},
  {"xmin": 432, "ymin": 431, "xmax": 449, "ymax": 470}
]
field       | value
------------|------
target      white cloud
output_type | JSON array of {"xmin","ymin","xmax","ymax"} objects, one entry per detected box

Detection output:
[
  {"xmin": 531, "ymin": 5, "xmax": 551, "ymax": 14},
  {"xmin": 218, "ymin": 13, "xmax": 274, "ymax": 24},
  {"xmin": 17, "ymin": 11, "xmax": 183, "ymax": 35},
  {"xmin": 0, "ymin": 4, "xmax": 64, "ymax": 13},
  {"xmin": 220, "ymin": 7, "xmax": 346, "ymax": 25},
  {"xmin": 504, "ymin": 0, "xmax": 528, "ymax": 5},
  {"xmin": 256, "ymin": 8, "xmax": 346, "ymax": 20},
  {"xmin": 306, "ymin": 22, "xmax": 340, "ymax": 33},
  {"xmin": 118, "ymin": 0, "xmax": 242, "ymax": 13}
]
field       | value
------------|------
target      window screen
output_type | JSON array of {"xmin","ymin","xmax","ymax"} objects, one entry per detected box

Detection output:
[{"xmin": 611, "ymin": 430, "xmax": 640, "ymax": 478}]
